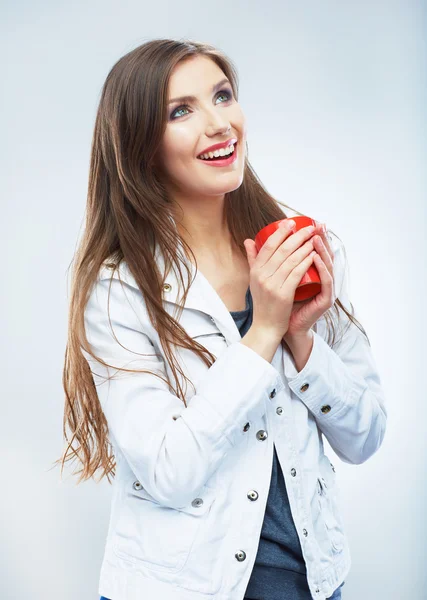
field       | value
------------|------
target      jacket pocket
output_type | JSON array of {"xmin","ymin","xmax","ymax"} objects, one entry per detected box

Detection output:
[
  {"xmin": 317, "ymin": 458, "xmax": 345, "ymax": 553},
  {"xmin": 113, "ymin": 478, "xmax": 217, "ymax": 573},
  {"xmin": 180, "ymin": 311, "xmax": 228, "ymax": 346}
]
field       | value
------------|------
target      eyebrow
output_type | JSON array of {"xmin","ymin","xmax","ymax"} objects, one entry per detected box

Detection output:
[{"xmin": 167, "ymin": 77, "xmax": 231, "ymax": 106}]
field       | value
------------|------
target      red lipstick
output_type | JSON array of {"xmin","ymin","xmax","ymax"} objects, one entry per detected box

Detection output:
[{"xmin": 197, "ymin": 137, "xmax": 238, "ymax": 157}]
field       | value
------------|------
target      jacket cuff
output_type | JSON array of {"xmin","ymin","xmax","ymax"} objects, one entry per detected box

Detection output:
[
  {"xmin": 282, "ymin": 330, "xmax": 368, "ymax": 420},
  {"xmin": 184, "ymin": 340, "xmax": 285, "ymax": 447}
]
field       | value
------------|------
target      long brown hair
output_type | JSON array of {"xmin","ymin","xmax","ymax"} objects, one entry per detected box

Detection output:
[{"xmin": 54, "ymin": 38, "xmax": 368, "ymax": 485}]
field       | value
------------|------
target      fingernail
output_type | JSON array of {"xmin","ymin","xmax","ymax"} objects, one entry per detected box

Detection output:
[{"xmin": 286, "ymin": 219, "xmax": 296, "ymax": 228}]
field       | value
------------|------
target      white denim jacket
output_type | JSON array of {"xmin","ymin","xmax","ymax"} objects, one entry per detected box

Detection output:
[{"xmin": 83, "ymin": 228, "xmax": 387, "ymax": 600}]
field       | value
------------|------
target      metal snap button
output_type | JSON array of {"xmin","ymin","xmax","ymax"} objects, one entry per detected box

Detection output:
[
  {"xmin": 243, "ymin": 422, "xmax": 250, "ymax": 432},
  {"xmin": 247, "ymin": 490, "xmax": 259, "ymax": 501},
  {"xmin": 191, "ymin": 497, "xmax": 204, "ymax": 508},
  {"xmin": 132, "ymin": 481, "xmax": 143, "ymax": 491},
  {"xmin": 300, "ymin": 383, "xmax": 309, "ymax": 392},
  {"xmin": 291, "ymin": 468, "xmax": 296, "ymax": 477},
  {"xmin": 235, "ymin": 550, "xmax": 246, "ymax": 562},
  {"xmin": 256, "ymin": 430, "xmax": 268, "ymax": 441},
  {"xmin": 269, "ymin": 388, "xmax": 276, "ymax": 399},
  {"xmin": 276, "ymin": 406, "xmax": 283, "ymax": 415},
  {"xmin": 321, "ymin": 405, "xmax": 331, "ymax": 414},
  {"xmin": 303, "ymin": 529, "xmax": 308, "ymax": 537},
  {"xmin": 163, "ymin": 283, "xmax": 172, "ymax": 292}
]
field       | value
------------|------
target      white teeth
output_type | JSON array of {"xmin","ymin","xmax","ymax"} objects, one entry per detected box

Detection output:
[{"xmin": 198, "ymin": 143, "xmax": 235, "ymax": 160}]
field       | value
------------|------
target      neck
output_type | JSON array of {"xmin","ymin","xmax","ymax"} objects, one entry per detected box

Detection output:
[{"xmin": 172, "ymin": 196, "xmax": 238, "ymax": 265}]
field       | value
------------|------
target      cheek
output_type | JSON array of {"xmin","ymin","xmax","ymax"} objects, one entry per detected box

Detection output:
[
  {"xmin": 162, "ymin": 129, "xmax": 196, "ymax": 172},
  {"xmin": 231, "ymin": 104, "xmax": 246, "ymax": 134}
]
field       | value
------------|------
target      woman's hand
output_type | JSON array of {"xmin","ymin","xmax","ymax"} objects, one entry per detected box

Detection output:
[
  {"xmin": 243, "ymin": 220, "xmax": 319, "ymax": 343},
  {"xmin": 283, "ymin": 224, "xmax": 335, "ymax": 344}
]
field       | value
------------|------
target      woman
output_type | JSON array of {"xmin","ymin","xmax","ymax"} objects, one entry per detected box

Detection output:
[{"xmin": 56, "ymin": 39, "xmax": 387, "ymax": 600}]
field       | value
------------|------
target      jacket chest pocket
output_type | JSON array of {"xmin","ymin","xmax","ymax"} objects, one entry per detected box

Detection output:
[
  {"xmin": 179, "ymin": 311, "xmax": 229, "ymax": 358},
  {"xmin": 317, "ymin": 457, "xmax": 345, "ymax": 553},
  {"xmin": 113, "ymin": 479, "xmax": 217, "ymax": 573}
]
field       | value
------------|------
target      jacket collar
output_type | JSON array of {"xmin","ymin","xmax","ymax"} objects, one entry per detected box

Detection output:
[
  {"xmin": 153, "ymin": 238, "xmax": 242, "ymax": 344},
  {"xmin": 101, "ymin": 236, "xmax": 242, "ymax": 344}
]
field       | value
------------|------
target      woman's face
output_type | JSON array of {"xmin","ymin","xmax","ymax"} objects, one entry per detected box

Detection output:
[{"xmin": 158, "ymin": 55, "xmax": 247, "ymax": 201}]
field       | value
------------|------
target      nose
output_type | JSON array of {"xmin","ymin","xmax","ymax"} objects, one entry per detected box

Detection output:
[
  {"xmin": 203, "ymin": 108, "xmax": 232, "ymax": 137},
  {"xmin": 206, "ymin": 123, "xmax": 232, "ymax": 140}
]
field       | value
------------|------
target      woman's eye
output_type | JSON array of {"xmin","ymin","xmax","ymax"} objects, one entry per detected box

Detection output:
[
  {"xmin": 216, "ymin": 89, "xmax": 233, "ymax": 103},
  {"xmin": 171, "ymin": 106, "xmax": 189, "ymax": 119},
  {"xmin": 170, "ymin": 88, "xmax": 233, "ymax": 120}
]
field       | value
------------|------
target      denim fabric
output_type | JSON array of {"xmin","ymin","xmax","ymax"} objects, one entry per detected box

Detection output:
[
  {"xmin": 98, "ymin": 289, "xmax": 347, "ymax": 600},
  {"xmin": 243, "ymin": 579, "xmax": 345, "ymax": 599},
  {"xmin": 233, "ymin": 290, "xmax": 309, "ymax": 599},
  {"xmin": 100, "ymin": 581, "xmax": 345, "ymax": 600},
  {"xmin": 328, "ymin": 580, "xmax": 346, "ymax": 599}
]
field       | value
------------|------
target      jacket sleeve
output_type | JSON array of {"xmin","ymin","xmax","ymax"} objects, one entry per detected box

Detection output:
[
  {"xmin": 282, "ymin": 235, "xmax": 387, "ymax": 465},
  {"xmin": 83, "ymin": 274, "xmax": 284, "ymax": 509}
]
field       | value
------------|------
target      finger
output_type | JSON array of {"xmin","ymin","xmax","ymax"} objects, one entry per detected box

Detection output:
[
  {"xmin": 244, "ymin": 239, "xmax": 258, "ymax": 270},
  {"xmin": 313, "ymin": 235, "xmax": 333, "ymax": 277},
  {"xmin": 318, "ymin": 225, "xmax": 334, "ymax": 262},
  {"xmin": 313, "ymin": 252, "xmax": 334, "ymax": 297},
  {"xmin": 256, "ymin": 219, "xmax": 296, "ymax": 267}
]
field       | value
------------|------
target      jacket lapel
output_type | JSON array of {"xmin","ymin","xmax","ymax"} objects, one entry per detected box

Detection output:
[{"xmin": 154, "ymin": 239, "xmax": 242, "ymax": 344}]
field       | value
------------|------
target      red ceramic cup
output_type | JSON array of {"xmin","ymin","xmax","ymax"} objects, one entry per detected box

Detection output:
[{"xmin": 254, "ymin": 215, "xmax": 322, "ymax": 302}]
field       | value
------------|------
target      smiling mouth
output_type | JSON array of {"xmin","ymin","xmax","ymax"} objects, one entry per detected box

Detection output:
[{"xmin": 197, "ymin": 140, "xmax": 238, "ymax": 161}]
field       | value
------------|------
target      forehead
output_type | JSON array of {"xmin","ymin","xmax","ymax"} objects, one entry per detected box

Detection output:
[{"xmin": 167, "ymin": 56, "xmax": 226, "ymax": 97}]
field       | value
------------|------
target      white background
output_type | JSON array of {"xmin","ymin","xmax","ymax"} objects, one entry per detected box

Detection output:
[{"xmin": 2, "ymin": 1, "xmax": 426, "ymax": 598}]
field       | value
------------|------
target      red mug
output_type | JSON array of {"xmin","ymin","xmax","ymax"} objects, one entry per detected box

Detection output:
[{"xmin": 254, "ymin": 215, "xmax": 322, "ymax": 302}]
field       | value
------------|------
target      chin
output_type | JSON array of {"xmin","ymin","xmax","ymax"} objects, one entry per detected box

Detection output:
[{"xmin": 208, "ymin": 176, "xmax": 244, "ymax": 196}]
